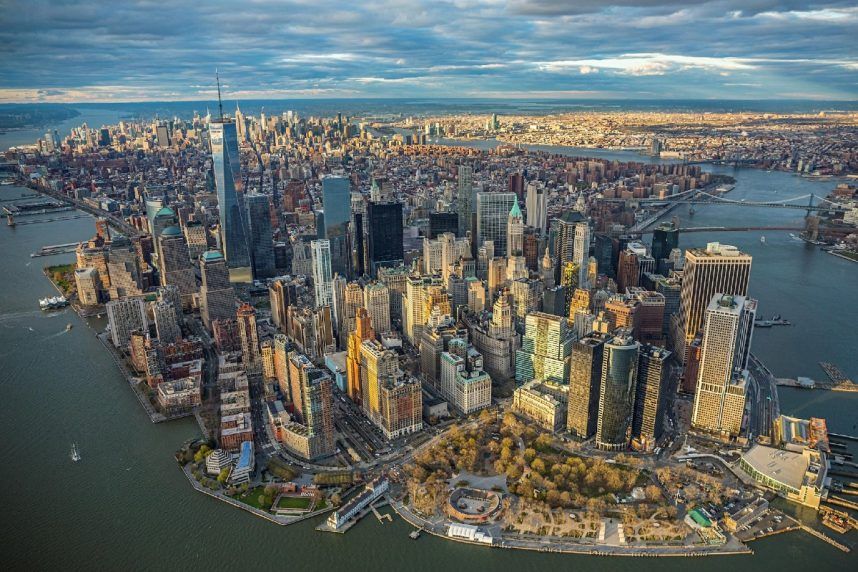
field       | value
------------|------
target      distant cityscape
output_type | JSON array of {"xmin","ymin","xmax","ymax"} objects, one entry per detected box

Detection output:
[{"xmin": 3, "ymin": 94, "xmax": 858, "ymax": 557}]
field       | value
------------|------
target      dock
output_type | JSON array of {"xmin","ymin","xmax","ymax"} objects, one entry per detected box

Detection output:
[{"xmin": 371, "ymin": 502, "xmax": 393, "ymax": 523}]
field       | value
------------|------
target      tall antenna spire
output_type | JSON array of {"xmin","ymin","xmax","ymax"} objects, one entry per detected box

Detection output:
[{"xmin": 216, "ymin": 69, "xmax": 224, "ymax": 121}]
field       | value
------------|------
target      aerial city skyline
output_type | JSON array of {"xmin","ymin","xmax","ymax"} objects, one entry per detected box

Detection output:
[{"xmin": 1, "ymin": 1, "xmax": 857, "ymax": 571}]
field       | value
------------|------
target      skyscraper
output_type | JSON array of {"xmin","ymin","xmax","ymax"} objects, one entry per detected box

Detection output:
[
  {"xmin": 476, "ymin": 192, "xmax": 517, "ymax": 257},
  {"xmin": 632, "ymin": 345, "xmax": 671, "ymax": 451},
  {"xmin": 321, "ymin": 175, "xmax": 351, "ymax": 277},
  {"xmin": 199, "ymin": 251, "xmax": 236, "ymax": 329},
  {"xmin": 551, "ymin": 211, "xmax": 586, "ymax": 283},
  {"xmin": 525, "ymin": 181, "xmax": 547, "ymax": 232},
  {"xmin": 566, "ymin": 332, "xmax": 608, "ymax": 439},
  {"xmin": 651, "ymin": 221, "xmax": 679, "ymax": 263},
  {"xmin": 311, "ymin": 239, "xmax": 333, "ymax": 308},
  {"xmin": 573, "ymin": 220, "xmax": 590, "ymax": 288},
  {"xmin": 152, "ymin": 299, "xmax": 181, "ymax": 345},
  {"xmin": 158, "ymin": 226, "xmax": 197, "ymax": 308},
  {"xmin": 244, "ymin": 193, "xmax": 275, "ymax": 279},
  {"xmin": 692, "ymin": 294, "xmax": 756, "ymax": 436},
  {"xmin": 457, "ymin": 164, "xmax": 474, "ymax": 238},
  {"xmin": 269, "ymin": 277, "xmax": 297, "ymax": 333},
  {"xmin": 346, "ymin": 308, "xmax": 375, "ymax": 403},
  {"xmin": 107, "ymin": 297, "xmax": 148, "ymax": 348},
  {"xmin": 677, "ymin": 242, "xmax": 752, "ymax": 362},
  {"xmin": 210, "ymin": 119, "xmax": 252, "ymax": 282},
  {"xmin": 363, "ymin": 281, "xmax": 391, "ymax": 334},
  {"xmin": 365, "ymin": 201, "xmax": 404, "ymax": 276},
  {"xmin": 595, "ymin": 332, "xmax": 640, "ymax": 451},
  {"xmin": 236, "ymin": 303, "xmax": 261, "ymax": 374},
  {"xmin": 515, "ymin": 311, "xmax": 574, "ymax": 385}
]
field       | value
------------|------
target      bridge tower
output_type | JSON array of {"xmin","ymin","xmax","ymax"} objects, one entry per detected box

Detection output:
[{"xmin": 804, "ymin": 195, "xmax": 820, "ymax": 241}]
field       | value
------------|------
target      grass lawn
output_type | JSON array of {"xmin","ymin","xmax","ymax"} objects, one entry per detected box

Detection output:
[
  {"xmin": 276, "ymin": 495, "xmax": 313, "ymax": 510},
  {"xmin": 236, "ymin": 486, "xmax": 271, "ymax": 511}
]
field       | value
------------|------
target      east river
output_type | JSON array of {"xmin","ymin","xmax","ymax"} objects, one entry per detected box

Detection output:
[{"xmin": 1, "ymin": 120, "xmax": 856, "ymax": 570}]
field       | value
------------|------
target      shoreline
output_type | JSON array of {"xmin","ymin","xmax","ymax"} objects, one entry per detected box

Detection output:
[{"xmin": 389, "ymin": 499, "xmax": 754, "ymax": 557}]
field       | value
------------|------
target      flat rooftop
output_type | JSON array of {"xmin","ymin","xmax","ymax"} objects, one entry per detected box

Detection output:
[{"xmin": 742, "ymin": 444, "xmax": 807, "ymax": 489}]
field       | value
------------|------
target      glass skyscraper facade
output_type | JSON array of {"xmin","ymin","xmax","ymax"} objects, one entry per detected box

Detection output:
[
  {"xmin": 596, "ymin": 332, "xmax": 640, "ymax": 451},
  {"xmin": 210, "ymin": 120, "xmax": 251, "ymax": 282},
  {"xmin": 476, "ymin": 192, "xmax": 517, "ymax": 257},
  {"xmin": 366, "ymin": 202, "xmax": 404, "ymax": 276},
  {"xmin": 244, "ymin": 193, "xmax": 276, "ymax": 279},
  {"xmin": 322, "ymin": 175, "xmax": 351, "ymax": 277}
]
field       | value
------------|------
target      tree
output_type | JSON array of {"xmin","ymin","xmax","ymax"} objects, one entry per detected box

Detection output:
[
  {"xmin": 523, "ymin": 448, "xmax": 536, "ymax": 463},
  {"xmin": 479, "ymin": 408, "xmax": 493, "ymax": 424},
  {"xmin": 331, "ymin": 493, "xmax": 342, "ymax": 507},
  {"xmin": 217, "ymin": 467, "xmax": 230, "ymax": 484},
  {"xmin": 645, "ymin": 484, "xmax": 662, "ymax": 502},
  {"xmin": 531, "ymin": 458, "xmax": 546, "ymax": 475}
]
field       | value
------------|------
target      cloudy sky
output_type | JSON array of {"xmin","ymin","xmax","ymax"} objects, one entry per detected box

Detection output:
[{"xmin": 0, "ymin": 0, "xmax": 856, "ymax": 102}]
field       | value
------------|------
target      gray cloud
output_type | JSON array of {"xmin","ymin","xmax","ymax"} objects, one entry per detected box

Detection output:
[{"xmin": 0, "ymin": 0, "xmax": 855, "ymax": 101}]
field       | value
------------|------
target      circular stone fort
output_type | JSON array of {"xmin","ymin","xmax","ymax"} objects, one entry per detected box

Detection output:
[{"xmin": 446, "ymin": 488, "xmax": 502, "ymax": 523}]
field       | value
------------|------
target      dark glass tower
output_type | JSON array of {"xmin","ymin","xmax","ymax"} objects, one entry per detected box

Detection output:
[
  {"xmin": 210, "ymin": 120, "xmax": 251, "ymax": 282},
  {"xmin": 651, "ymin": 222, "xmax": 679, "ymax": 263},
  {"xmin": 321, "ymin": 176, "xmax": 351, "ymax": 277},
  {"xmin": 245, "ymin": 193, "xmax": 275, "ymax": 279},
  {"xmin": 365, "ymin": 202, "xmax": 403, "ymax": 277}
]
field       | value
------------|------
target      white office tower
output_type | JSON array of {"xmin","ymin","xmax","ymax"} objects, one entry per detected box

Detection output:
[
  {"xmin": 311, "ymin": 239, "xmax": 333, "ymax": 308},
  {"xmin": 691, "ymin": 294, "xmax": 757, "ymax": 437},
  {"xmin": 525, "ymin": 181, "xmax": 547, "ymax": 232}
]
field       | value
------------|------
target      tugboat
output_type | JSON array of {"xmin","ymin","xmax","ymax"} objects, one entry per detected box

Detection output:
[
  {"xmin": 66, "ymin": 323, "xmax": 73, "ymax": 331},
  {"xmin": 70, "ymin": 443, "xmax": 81, "ymax": 462}
]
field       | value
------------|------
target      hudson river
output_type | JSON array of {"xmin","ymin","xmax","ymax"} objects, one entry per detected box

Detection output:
[{"xmin": 1, "ymin": 120, "xmax": 856, "ymax": 570}]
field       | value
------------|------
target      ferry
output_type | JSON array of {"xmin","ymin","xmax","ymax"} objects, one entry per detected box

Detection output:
[
  {"xmin": 40, "ymin": 296, "xmax": 69, "ymax": 310},
  {"xmin": 71, "ymin": 443, "xmax": 81, "ymax": 462}
]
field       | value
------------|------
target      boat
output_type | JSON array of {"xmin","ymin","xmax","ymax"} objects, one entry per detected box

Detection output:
[
  {"xmin": 409, "ymin": 530, "xmax": 421, "ymax": 540},
  {"xmin": 39, "ymin": 296, "xmax": 69, "ymax": 310},
  {"xmin": 71, "ymin": 443, "xmax": 81, "ymax": 462},
  {"xmin": 760, "ymin": 236, "xmax": 766, "ymax": 244},
  {"xmin": 65, "ymin": 323, "xmax": 73, "ymax": 331}
]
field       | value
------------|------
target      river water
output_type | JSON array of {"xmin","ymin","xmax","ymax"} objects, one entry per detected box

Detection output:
[{"xmin": 1, "ymin": 126, "xmax": 856, "ymax": 570}]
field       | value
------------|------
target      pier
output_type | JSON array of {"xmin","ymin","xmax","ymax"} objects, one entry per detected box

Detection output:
[{"xmin": 830, "ymin": 433, "xmax": 858, "ymax": 442}]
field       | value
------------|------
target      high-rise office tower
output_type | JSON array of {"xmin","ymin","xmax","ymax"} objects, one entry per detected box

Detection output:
[
  {"xmin": 476, "ymin": 192, "xmax": 517, "ymax": 257},
  {"xmin": 429, "ymin": 212, "xmax": 459, "ymax": 239},
  {"xmin": 525, "ymin": 182, "xmax": 547, "ymax": 232},
  {"xmin": 677, "ymin": 243, "xmax": 752, "ymax": 362},
  {"xmin": 152, "ymin": 299, "xmax": 181, "ymax": 345},
  {"xmin": 346, "ymin": 308, "xmax": 375, "ymax": 403},
  {"xmin": 573, "ymin": 221, "xmax": 590, "ymax": 288},
  {"xmin": 651, "ymin": 222, "xmax": 679, "ymax": 263},
  {"xmin": 359, "ymin": 338, "xmax": 399, "ymax": 421},
  {"xmin": 311, "ymin": 239, "xmax": 333, "ymax": 308},
  {"xmin": 616, "ymin": 249, "xmax": 641, "ymax": 293},
  {"xmin": 244, "ymin": 193, "xmax": 276, "ymax": 279},
  {"xmin": 273, "ymin": 333, "xmax": 293, "ymax": 400},
  {"xmin": 515, "ymin": 311, "xmax": 574, "ymax": 385},
  {"xmin": 551, "ymin": 212, "xmax": 586, "ymax": 283},
  {"xmin": 236, "ymin": 303, "xmax": 261, "ymax": 374},
  {"xmin": 363, "ymin": 282, "xmax": 391, "ymax": 334},
  {"xmin": 378, "ymin": 376, "xmax": 423, "ymax": 440},
  {"xmin": 269, "ymin": 277, "xmax": 297, "ymax": 333},
  {"xmin": 440, "ymin": 339, "xmax": 492, "ymax": 415},
  {"xmin": 158, "ymin": 226, "xmax": 198, "ymax": 307},
  {"xmin": 151, "ymin": 206, "xmax": 176, "ymax": 243},
  {"xmin": 210, "ymin": 119, "xmax": 252, "ymax": 282},
  {"xmin": 321, "ymin": 175, "xmax": 351, "ymax": 277},
  {"xmin": 107, "ymin": 236, "xmax": 143, "ymax": 299},
  {"xmin": 566, "ymin": 332, "xmax": 608, "ymax": 439},
  {"xmin": 106, "ymin": 297, "xmax": 148, "ymax": 348},
  {"xmin": 339, "ymin": 281, "xmax": 365, "ymax": 341},
  {"xmin": 365, "ymin": 201, "xmax": 404, "ymax": 276},
  {"xmin": 301, "ymin": 366, "xmax": 336, "ymax": 457},
  {"xmin": 457, "ymin": 164, "xmax": 474, "ymax": 238},
  {"xmin": 632, "ymin": 345, "xmax": 671, "ymax": 451},
  {"xmin": 199, "ymin": 251, "xmax": 236, "ymax": 329},
  {"xmin": 183, "ymin": 221, "xmax": 209, "ymax": 262},
  {"xmin": 691, "ymin": 294, "xmax": 756, "ymax": 436},
  {"xmin": 595, "ymin": 332, "xmax": 640, "ymax": 451}
]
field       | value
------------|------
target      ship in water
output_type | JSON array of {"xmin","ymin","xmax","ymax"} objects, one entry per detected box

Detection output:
[
  {"xmin": 71, "ymin": 443, "xmax": 81, "ymax": 462},
  {"xmin": 65, "ymin": 323, "xmax": 73, "ymax": 331},
  {"xmin": 760, "ymin": 236, "xmax": 766, "ymax": 244},
  {"xmin": 39, "ymin": 296, "xmax": 69, "ymax": 310}
]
